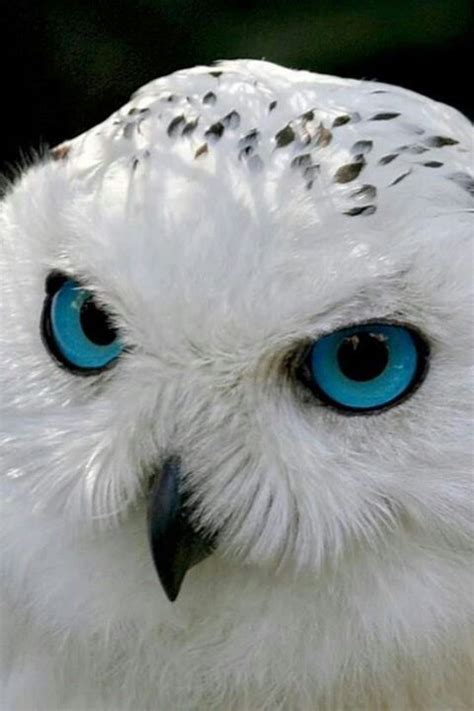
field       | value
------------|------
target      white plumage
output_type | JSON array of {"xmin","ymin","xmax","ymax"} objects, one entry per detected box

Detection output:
[{"xmin": 1, "ymin": 60, "xmax": 473, "ymax": 710}]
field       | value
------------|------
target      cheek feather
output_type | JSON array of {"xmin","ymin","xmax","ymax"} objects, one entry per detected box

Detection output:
[{"xmin": 1, "ymin": 58, "xmax": 473, "ymax": 711}]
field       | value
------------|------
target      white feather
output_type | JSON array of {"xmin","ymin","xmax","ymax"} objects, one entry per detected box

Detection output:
[{"xmin": 1, "ymin": 60, "xmax": 473, "ymax": 710}]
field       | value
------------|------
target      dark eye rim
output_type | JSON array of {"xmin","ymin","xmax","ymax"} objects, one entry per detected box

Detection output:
[
  {"xmin": 41, "ymin": 271, "xmax": 123, "ymax": 376},
  {"xmin": 295, "ymin": 320, "xmax": 430, "ymax": 415}
]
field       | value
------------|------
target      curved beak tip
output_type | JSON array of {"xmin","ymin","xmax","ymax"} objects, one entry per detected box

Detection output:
[
  {"xmin": 156, "ymin": 565, "xmax": 185, "ymax": 603},
  {"xmin": 147, "ymin": 457, "xmax": 215, "ymax": 602}
]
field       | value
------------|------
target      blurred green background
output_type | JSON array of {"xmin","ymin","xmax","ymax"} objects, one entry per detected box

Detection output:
[{"xmin": 1, "ymin": 0, "xmax": 472, "ymax": 173}]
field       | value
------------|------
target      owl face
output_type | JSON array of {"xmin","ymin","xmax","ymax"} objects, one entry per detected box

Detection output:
[{"xmin": 1, "ymin": 63, "xmax": 472, "ymax": 687}]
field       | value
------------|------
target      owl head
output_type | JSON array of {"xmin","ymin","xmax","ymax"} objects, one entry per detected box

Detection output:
[{"xmin": 1, "ymin": 61, "xmax": 472, "ymax": 707}]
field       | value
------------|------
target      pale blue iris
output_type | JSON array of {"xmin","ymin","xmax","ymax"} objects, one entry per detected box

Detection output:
[
  {"xmin": 50, "ymin": 280, "xmax": 123, "ymax": 370},
  {"xmin": 309, "ymin": 323, "xmax": 418, "ymax": 410}
]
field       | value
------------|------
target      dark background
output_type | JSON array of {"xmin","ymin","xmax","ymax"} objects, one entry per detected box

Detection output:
[{"xmin": 1, "ymin": 0, "xmax": 472, "ymax": 175}]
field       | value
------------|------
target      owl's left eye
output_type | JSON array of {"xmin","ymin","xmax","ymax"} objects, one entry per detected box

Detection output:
[
  {"xmin": 41, "ymin": 276, "xmax": 124, "ymax": 373},
  {"xmin": 302, "ymin": 323, "xmax": 428, "ymax": 413}
]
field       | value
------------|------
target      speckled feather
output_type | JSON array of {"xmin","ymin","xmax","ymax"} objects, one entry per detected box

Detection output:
[
  {"xmin": 2, "ymin": 60, "xmax": 473, "ymax": 711},
  {"xmin": 54, "ymin": 60, "xmax": 473, "ymax": 218}
]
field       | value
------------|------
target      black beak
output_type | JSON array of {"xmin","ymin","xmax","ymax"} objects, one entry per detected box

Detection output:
[{"xmin": 147, "ymin": 457, "xmax": 215, "ymax": 602}]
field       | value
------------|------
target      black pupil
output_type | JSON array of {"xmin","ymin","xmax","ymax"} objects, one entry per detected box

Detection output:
[
  {"xmin": 80, "ymin": 298, "xmax": 116, "ymax": 346},
  {"xmin": 337, "ymin": 331, "xmax": 389, "ymax": 382}
]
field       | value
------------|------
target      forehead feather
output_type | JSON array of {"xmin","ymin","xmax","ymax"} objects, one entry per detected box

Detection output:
[
  {"xmin": 55, "ymin": 60, "xmax": 471, "ymax": 223},
  {"xmin": 39, "ymin": 62, "xmax": 473, "ymax": 333}
]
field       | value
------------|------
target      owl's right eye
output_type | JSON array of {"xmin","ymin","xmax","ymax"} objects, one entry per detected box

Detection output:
[{"xmin": 41, "ymin": 275, "xmax": 124, "ymax": 374}]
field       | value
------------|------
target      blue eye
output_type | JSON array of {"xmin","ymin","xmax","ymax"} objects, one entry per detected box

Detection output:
[
  {"xmin": 306, "ymin": 323, "xmax": 428, "ymax": 412},
  {"xmin": 42, "ymin": 276, "xmax": 124, "ymax": 373}
]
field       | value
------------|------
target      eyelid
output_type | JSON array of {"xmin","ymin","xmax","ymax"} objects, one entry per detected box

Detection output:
[
  {"xmin": 44, "ymin": 271, "xmax": 108, "ymax": 315},
  {"xmin": 45, "ymin": 271, "xmax": 130, "ymax": 344},
  {"xmin": 305, "ymin": 317, "xmax": 426, "ymax": 346},
  {"xmin": 45, "ymin": 270, "xmax": 69, "ymax": 296}
]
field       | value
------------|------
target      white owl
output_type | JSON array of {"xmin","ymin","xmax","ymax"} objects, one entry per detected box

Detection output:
[{"xmin": 1, "ymin": 60, "xmax": 473, "ymax": 710}]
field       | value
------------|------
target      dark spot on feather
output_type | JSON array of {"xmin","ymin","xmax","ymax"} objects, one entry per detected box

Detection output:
[
  {"xmin": 303, "ymin": 164, "xmax": 320, "ymax": 180},
  {"xmin": 269, "ymin": 100, "xmax": 277, "ymax": 112},
  {"xmin": 131, "ymin": 150, "xmax": 149, "ymax": 171},
  {"xmin": 332, "ymin": 114, "xmax": 351, "ymax": 127},
  {"xmin": 238, "ymin": 146, "xmax": 254, "ymax": 161},
  {"xmin": 291, "ymin": 154, "xmax": 312, "ymax": 168},
  {"xmin": 239, "ymin": 129, "xmax": 260, "ymax": 147},
  {"xmin": 128, "ymin": 107, "xmax": 149, "ymax": 116},
  {"xmin": 167, "ymin": 114, "xmax": 186, "ymax": 137},
  {"xmin": 301, "ymin": 110, "xmax": 315, "ymax": 123},
  {"xmin": 51, "ymin": 144, "xmax": 70, "ymax": 161},
  {"xmin": 351, "ymin": 140, "xmax": 373, "ymax": 155},
  {"xmin": 422, "ymin": 161, "xmax": 443, "ymax": 168},
  {"xmin": 389, "ymin": 170, "xmax": 412, "ymax": 186},
  {"xmin": 370, "ymin": 90, "xmax": 388, "ymax": 94},
  {"xmin": 194, "ymin": 143, "xmax": 208, "ymax": 159},
  {"xmin": 315, "ymin": 124, "xmax": 332, "ymax": 147},
  {"xmin": 275, "ymin": 124, "xmax": 295, "ymax": 147},
  {"xmin": 239, "ymin": 128, "xmax": 260, "ymax": 144},
  {"xmin": 424, "ymin": 135, "xmax": 459, "ymax": 148},
  {"xmin": 205, "ymin": 122, "xmax": 224, "ymax": 141},
  {"xmin": 334, "ymin": 159, "xmax": 365, "ymax": 183},
  {"xmin": 182, "ymin": 117, "xmax": 199, "ymax": 135},
  {"xmin": 378, "ymin": 153, "xmax": 398, "ymax": 165},
  {"xmin": 344, "ymin": 205, "xmax": 377, "ymax": 216},
  {"xmin": 222, "ymin": 110, "xmax": 240, "ymax": 129},
  {"xmin": 351, "ymin": 184, "xmax": 377, "ymax": 200},
  {"xmin": 203, "ymin": 91, "xmax": 217, "ymax": 105},
  {"xmin": 448, "ymin": 172, "xmax": 474, "ymax": 196},
  {"xmin": 209, "ymin": 70, "xmax": 223, "ymax": 78},
  {"xmin": 396, "ymin": 144, "xmax": 428, "ymax": 155},
  {"xmin": 370, "ymin": 112, "xmax": 400, "ymax": 121}
]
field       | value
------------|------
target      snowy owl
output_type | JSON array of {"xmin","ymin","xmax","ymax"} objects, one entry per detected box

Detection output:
[{"xmin": 1, "ymin": 59, "xmax": 473, "ymax": 711}]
